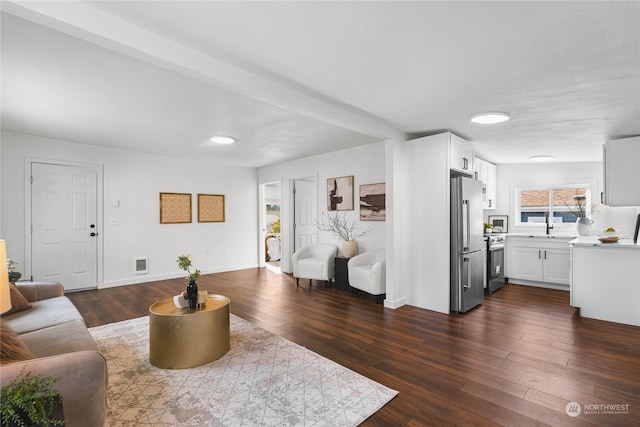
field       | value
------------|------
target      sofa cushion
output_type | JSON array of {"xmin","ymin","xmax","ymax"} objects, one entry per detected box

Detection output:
[
  {"xmin": 3, "ymin": 283, "xmax": 32, "ymax": 315},
  {"xmin": 20, "ymin": 320, "xmax": 99, "ymax": 358},
  {"xmin": 2, "ymin": 296, "xmax": 85, "ymax": 335},
  {"xmin": 0, "ymin": 321, "xmax": 33, "ymax": 364}
]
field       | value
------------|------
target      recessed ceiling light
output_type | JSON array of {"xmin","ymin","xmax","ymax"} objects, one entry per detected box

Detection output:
[
  {"xmin": 210, "ymin": 136, "xmax": 235, "ymax": 145},
  {"xmin": 470, "ymin": 112, "xmax": 510, "ymax": 124},
  {"xmin": 529, "ymin": 155, "xmax": 555, "ymax": 162}
]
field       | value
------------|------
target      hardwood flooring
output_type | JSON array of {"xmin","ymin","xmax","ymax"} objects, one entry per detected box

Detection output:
[{"xmin": 67, "ymin": 268, "xmax": 640, "ymax": 426}]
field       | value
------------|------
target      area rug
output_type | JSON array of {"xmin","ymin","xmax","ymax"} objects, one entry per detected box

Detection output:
[{"xmin": 89, "ymin": 315, "xmax": 398, "ymax": 426}]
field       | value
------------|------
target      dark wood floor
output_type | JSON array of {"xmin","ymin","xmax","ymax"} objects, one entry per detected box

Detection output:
[{"xmin": 67, "ymin": 268, "xmax": 640, "ymax": 426}]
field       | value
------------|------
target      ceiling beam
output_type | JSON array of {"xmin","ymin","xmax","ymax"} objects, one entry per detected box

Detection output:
[{"xmin": 2, "ymin": 1, "xmax": 406, "ymax": 142}]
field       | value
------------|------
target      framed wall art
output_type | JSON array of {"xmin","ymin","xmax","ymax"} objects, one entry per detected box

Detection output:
[
  {"xmin": 488, "ymin": 215, "xmax": 508, "ymax": 233},
  {"xmin": 360, "ymin": 183, "xmax": 386, "ymax": 221},
  {"xmin": 198, "ymin": 194, "xmax": 225, "ymax": 223},
  {"xmin": 327, "ymin": 175, "xmax": 354, "ymax": 211},
  {"xmin": 159, "ymin": 193, "xmax": 192, "ymax": 224}
]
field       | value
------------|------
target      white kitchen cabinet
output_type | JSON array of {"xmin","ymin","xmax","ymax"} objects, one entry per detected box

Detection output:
[
  {"xmin": 406, "ymin": 131, "xmax": 476, "ymax": 314},
  {"xmin": 505, "ymin": 236, "xmax": 571, "ymax": 289},
  {"xmin": 449, "ymin": 133, "xmax": 475, "ymax": 176},
  {"xmin": 542, "ymin": 248, "xmax": 571, "ymax": 284},
  {"xmin": 571, "ymin": 238, "xmax": 640, "ymax": 326},
  {"xmin": 603, "ymin": 136, "xmax": 640, "ymax": 207},
  {"xmin": 475, "ymin": 157, "xmax": 497, "ymax": 210},
  {"xmin": 510, "ymin": 247, "xmax": 543, "ymax": 281}
]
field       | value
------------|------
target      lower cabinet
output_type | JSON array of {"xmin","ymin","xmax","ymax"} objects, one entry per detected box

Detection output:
[
  {"xmin": 505, "ymin": 236, "xmax": 571, "ymax": 289},
  {"xmin": 571, "ymin": 244, "xmax": 640, "ymax": 326},
  {"xmin": 542, "ymin": 248, "xmax": 571, "ymax": 284}
]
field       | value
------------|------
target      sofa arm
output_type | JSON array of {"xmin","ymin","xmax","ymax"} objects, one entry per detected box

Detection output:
[
  {"xmin": 0, "ymin": 350, "xmax": 108, "ymax": 427},
  {"xmin": 15, "ymin": 282, "xmax": 64, "ymax": 302}
]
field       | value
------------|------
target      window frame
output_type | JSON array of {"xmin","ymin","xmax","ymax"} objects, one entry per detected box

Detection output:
[{"xmin": 514, "ymin": 181, "xmax": 596, "ymax": 230}]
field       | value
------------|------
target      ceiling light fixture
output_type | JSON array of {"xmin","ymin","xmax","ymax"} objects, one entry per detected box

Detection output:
[
  {"xmin": 529, "ymin": 155, "xmax": 555, "ymax": 162},
  {"xmin": 470, "ymin": 112, "xmax": 510, "ymax": 124},
  {"xmin": 210, "ymin": 136, "xmax": 235, "ymax": 145}
]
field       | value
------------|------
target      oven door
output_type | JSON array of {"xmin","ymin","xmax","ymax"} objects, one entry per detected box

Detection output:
[{"xmin": 486, "ymin": 246, "xmax": 505, "ymax": 294}]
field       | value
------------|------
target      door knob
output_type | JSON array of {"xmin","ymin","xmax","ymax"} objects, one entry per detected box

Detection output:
[{"xmin": 90, "ymin": 232, "xmax": 97, "ymax": 237}]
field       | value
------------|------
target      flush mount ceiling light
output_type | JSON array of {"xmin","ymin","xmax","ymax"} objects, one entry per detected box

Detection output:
[
  {"xmin": 210, "ymin": 136, "xmax": 235, "ymax": 145},
  {"xmin": 529, "ymin": 155, "xmax": 555, "ymax": 162},
  {"xmin": 470, "ymin": 112, "xmax": 510, "ymax": 124}
]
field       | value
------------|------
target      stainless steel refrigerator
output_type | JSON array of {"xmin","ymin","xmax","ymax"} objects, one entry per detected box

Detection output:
[{"xmin": 451, "ymin": 176, "xmax": 485, "ymax": 313}]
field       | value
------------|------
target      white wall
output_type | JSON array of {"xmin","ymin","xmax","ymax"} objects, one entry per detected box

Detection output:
[
  {"xmin": 258, "ymin": 141, "xmax": 387, "ymax": 273},
  {"xmin": 0, "ymin": 131, "xmax": 258, "ymax": 288},
  {"xmin": 493, "ymin": 161, "xmax": 639, "ymax": 237}
]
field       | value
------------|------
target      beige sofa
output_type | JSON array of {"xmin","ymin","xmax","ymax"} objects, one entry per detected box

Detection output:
[{"xmin": 0, "ymin": 282, "xmax": 107, "ymax": 427}]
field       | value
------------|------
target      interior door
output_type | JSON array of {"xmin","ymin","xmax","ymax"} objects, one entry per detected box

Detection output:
[
  {"xmin": 293, "ymin": 179, "xmax": 317, "ymax": 251},
  {"xmin": 31, "ymin": 163, "xmax": 98, "ymax": 291}
]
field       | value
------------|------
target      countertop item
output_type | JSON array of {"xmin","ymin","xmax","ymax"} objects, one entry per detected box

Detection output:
[{"xmin": 570, "ymin": 236, "xmax": 640, "ymax": 249}]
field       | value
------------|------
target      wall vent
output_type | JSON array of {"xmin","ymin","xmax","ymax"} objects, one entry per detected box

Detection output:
[{"xmin": 134, "ymin": 257, "xmax": 149, "ymax": 275}]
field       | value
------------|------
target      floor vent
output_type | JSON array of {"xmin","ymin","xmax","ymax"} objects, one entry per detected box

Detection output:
[{"xmin": 134, "ymin": 257, "xmax": 149, "ymax": 275}]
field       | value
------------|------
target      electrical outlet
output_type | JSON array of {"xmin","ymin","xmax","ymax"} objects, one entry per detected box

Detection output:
[{"xmin": 111, "ymin": 218, "xmax": 120, "ymax": 225}]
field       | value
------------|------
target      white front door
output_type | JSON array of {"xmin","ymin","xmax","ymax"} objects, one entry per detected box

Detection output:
[
  {"xmin": 294, "ymin": 179, "xmax": 317, "ymax": 251},
  {"xmin": 31, "ymin": 163, "xmax": 98, "ymax": 291}
]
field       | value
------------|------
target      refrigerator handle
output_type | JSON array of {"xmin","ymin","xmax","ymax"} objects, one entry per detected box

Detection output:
[
  {"xmin": 463, "ymin": 257, "xmax": 471, "ymax": 289},
  {"xmin": 463, "ymin": 200, "xmax": 469, "ymax": 251}
]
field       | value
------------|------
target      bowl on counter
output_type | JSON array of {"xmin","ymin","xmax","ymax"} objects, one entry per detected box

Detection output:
[{"xmin": 598, "ymin": 236, "xmax": 620, "ymax": 243}]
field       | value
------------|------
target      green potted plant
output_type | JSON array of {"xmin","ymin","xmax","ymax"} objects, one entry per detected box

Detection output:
[
  {"xmin": 0, "ymin": 367, "xmax": 64, "ymax": 427},
  {"xmin": 7, "ymin": 258, "xmax": 21, "ymax": 283},
  {"xmin": 483, "ymin": 222, "xmax": 493, "ymax": 234},
  {"xmin": 177, "ymin": 255, "xmax": 201, "ymax": 310}
]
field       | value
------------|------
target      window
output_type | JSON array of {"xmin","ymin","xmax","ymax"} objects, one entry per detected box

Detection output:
[{"xmin": 515, "ymin": 183, "xmax": 593, "ymax": 228}]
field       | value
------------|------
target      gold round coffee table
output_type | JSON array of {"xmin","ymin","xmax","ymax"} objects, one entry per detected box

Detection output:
[{"xmin": 149, "ymin": 294, "xmax": 230, "ymax": 369}]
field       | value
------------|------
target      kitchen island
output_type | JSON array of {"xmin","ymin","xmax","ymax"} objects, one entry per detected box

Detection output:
[{"xmin": 570, "ymin": 236, "xmax": 640, "ymax": 326}]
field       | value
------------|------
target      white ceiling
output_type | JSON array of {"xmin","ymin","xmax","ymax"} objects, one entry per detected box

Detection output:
[{"xmin": 1, "ymin": 1, "xmax": 639, "ymax": 167}]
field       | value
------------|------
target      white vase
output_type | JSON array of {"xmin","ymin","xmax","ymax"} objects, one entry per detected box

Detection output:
[
  {"xmin": 576, "ymin": 217, "xmax": 592, "ymax": 236},
  {"xmin": 342, "ymin": 240, "xmax": 358, "ymax": 257}
]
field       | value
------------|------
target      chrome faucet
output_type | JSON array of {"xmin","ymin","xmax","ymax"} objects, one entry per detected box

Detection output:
[{"xmin": 545, "ymin": 211, "xmax": 554, "ymax": 235}]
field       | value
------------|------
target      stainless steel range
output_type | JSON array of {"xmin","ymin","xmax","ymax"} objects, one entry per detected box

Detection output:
[{"xmin": 486, "ymin": 234, "xmax": 505, "ymax": 294}]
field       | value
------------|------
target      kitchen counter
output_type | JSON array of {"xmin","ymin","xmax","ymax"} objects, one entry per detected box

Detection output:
[
  {"xmin": 570, "ymin": 238, "xmax": 640, "ymax": 326},
  {"xmin": 505, "ymin": 233, "xmax": 576, "ymax": 239},
  {"xmin": 570, "ymin": 236, "xmax": 640, "ymax": 249}
]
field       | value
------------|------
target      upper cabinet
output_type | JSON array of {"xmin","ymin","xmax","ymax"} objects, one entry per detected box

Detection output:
[
  {"xmin": 449, "ymin": 133, "xmax": 475, "ymax": 176},
  {"xmin": 603, "ymin": 136, "xmax": 640, "ymax": 207},
  {"xmin": 475, "ymin": 157, "xmax": 497, "ymax": 210}
]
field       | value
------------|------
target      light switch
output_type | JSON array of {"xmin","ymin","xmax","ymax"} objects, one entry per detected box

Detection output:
[{"xmin": 113, "ymin": 199, "xmax": 120, "ymax": 207}]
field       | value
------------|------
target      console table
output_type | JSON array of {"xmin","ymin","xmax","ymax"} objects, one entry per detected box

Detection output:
[
  {"xmin": 334, "ymin": 256, "xmax": 353, "ymax": 292},
  {"xmin": 149, "ymin": 294, "xmax": 230, "ymax": 369}
]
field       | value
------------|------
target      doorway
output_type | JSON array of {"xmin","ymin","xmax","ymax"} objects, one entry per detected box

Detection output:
[
  {"xmin": 30, "ymin": 162, "xmax": 100, "ymax": 291},
  {"xmin": 262, "ymin": 182, "xmax": 282, "ymax": 273},
  {"xmin": 293, "ymin": 178, "xmax": 317, "ymax": 252}
]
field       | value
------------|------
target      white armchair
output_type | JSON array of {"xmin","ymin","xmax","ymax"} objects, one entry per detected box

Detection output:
[
  {"xmin": 291, "ymin": 243, "xmax": 338, "ymax": 287},
  {"xmin": 348, "ymin": 248, "xmax": 386, "ymax": 301}
]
